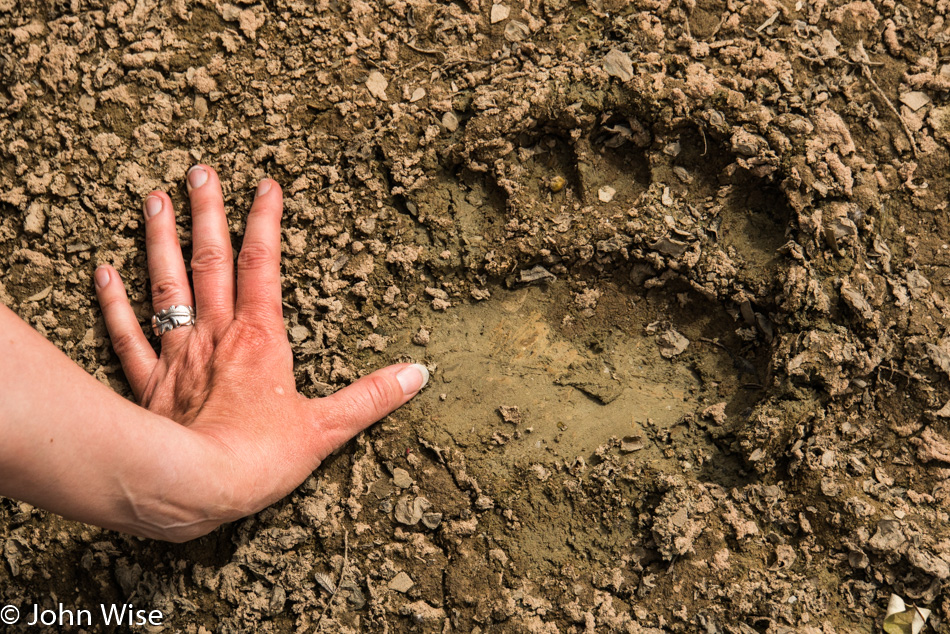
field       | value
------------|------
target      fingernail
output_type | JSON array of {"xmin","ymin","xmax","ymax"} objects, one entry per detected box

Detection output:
[
  {"xmin": 396, "ymin": 363, "xmax": 429, "ymax": 395},
  {"xmin": 256, "ymin": 179, "xmax": 272, "ymax": 198},
  {"xmin": 144, "ymin": 195, "xmax": 163, "ymax": 218},
  {"xmin": 94, "ymin": 267, "xmax": 110, "ymax": 289},
  {"xmin": 187, "ymin": 165, "xmax": 208, "ymax": 190}
]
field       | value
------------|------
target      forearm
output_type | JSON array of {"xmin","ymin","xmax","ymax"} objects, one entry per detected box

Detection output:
[{"xmin": 0, "ymin": 304, "xmax": 233, "ymax": 541}]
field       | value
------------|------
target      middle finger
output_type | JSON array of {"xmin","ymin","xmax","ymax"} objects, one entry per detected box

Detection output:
[{"xmin": 187, "ymin": 165, "xmax": 235, "ymax": 331}]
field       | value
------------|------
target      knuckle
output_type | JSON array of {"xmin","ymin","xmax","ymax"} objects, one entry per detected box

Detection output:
[
  {"xmin": 150, "ymin": 275, "xmax": 184, "ymax": 307},
  {"xmin": 359, "ymin": 374, "xmax": 397, "ymax": 419},
  {"xmin": 191, "ymin": 244, "xmax": 231, "ymax": 274},
  {"xmin": 237, "ymin": 240, "xmax": 276, "ymax": 271}
]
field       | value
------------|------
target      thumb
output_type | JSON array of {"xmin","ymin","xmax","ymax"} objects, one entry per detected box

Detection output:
[{"xmin": 311, "ymin": 363, "xmax": 429, "ymax": 456}]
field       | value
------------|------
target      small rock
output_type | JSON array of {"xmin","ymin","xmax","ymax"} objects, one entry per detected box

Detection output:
[
  {"xmin": 388, "ymin": 571, "xmax": 414, "ymax": 593},
  {"xmin": 598, "ymin": 186, "xmax": 615, "ymax": 202},
  {"xmin": 620, "ymin": 436, "xmax": 644, "ymax": 453},
  {"xmin": 24, "ymin": 201, "xmax": 46, "ymax": 235},
  {"xmin": 365, "ymin": 71, "xmax": 388, "ymax": 101},
  {"xmin": 490, "ymin": 3, "xmax": 509, "ymax": 23},
  {"xmin": 441, "ymin": 111, "xmax": 459, "ymax": 132},
  {"xmin": 394, "ymin": 496, "xmax": 430, "ymax": 525},
  {"xmin": 519, "ymin": 265, "xmax": 556, "ymax": 283},
  {"xmin": 504, "ymin": 20, "xmax": 529, "ymax": 41},
  {"xmin": 657, "ymin": 328, "xmax": 689, "ymax": 358},
  {"xmin": 392, "ymin": 468, "xmax": 413, "ymax": 489},
  {"xmin": 603, "ymin": 48, "xmax": 634, "ymax": 82},
  {"xmin": 409, "ymin": 87, "xmax": 426, "ymax": 103},
  {"xmin": 900, "ymin": 91, "xmax": 931, "ymax": 112},
  {"xmin": 421, "ymin": 512, "xmax": 443, "ymax": 530}
]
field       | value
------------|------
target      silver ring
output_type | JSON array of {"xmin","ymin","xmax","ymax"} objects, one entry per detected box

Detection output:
[{"xmin": 151, "ymin": 305, "xmax": 196, "ymax": 336}]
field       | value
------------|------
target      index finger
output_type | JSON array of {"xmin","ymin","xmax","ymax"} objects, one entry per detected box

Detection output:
[{"xmin": 235, "ymin": 179, "xmax": 283, "ymax": 324}]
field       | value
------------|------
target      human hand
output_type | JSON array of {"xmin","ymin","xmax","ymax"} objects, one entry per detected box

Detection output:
[{"xmin": 93, "ymin": 165, "xmax": 428, "ymax": 541}]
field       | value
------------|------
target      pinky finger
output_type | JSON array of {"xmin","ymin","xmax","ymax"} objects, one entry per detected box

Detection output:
[{"xmin": 94, "ymin": 265, "xmax": 158, "ymax": 399}]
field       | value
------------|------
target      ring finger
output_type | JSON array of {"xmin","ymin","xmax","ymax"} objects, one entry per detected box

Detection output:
[{"xmin": 143, "ymin": 191, "xmax": 194, "ymax": 348}]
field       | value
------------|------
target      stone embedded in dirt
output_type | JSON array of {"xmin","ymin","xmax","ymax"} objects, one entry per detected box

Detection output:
[
  {"xmin": 602, "ymin": 48, "xmax": 634, "ymax": 82},
  {"xmin": 365, "ymin": 71, "xmax": 389, "ymax": 101},
  {"xmin": 598, "ymin": 186, "xmax": 615, "ymax": 202},
  {"xmin": 504, "ymin": 20, "xmax": 529, "ymax": 42},
  {"xmin": 24, "ymin": 201, "xmax": 45, "ymax": 235},
  {"xmin": 490, "ymin": 3, "xmax": 509, "ymax": 23},
  {"xmin": 421, "ymin": 512, "xmax": 443, "ymax": 530},
  {"xmin": 620, "ymin": 436, "xmax": 644, "ymax": 453},
  {"xmin": 657, "ymin": 328, "xmax": 689, "ymax": 358},
  {"xmin": 650, "ymin": 237, "xmax": 688, "ymax": 258},
  {"xmin": 519, "ymin": 265, "xmax": 556, "ymax": 284},
  {"xmin": 388, "ymin": 571, "xmax": 414, "ymax": 593},
  {"xmin": 394, "ymin": 496, "xmax": 430, "ymax": 525},
  {"xmin": 900, "ymin": 91, "xmax": 931, "ymax": 112},
  {"xmin": 497, "ymin": 405, "xmax": 521, "ymax": 424},
  {"xmin": 391, "ymin": 468, "xmax": 413, "ymax": 489},
  {"xmin": 441, "ymin": 111, "xmax": 459, "ymax": 132},
  {"xmin": 409, "ymin": 87, "xmax": 426, "ymax": 103}
]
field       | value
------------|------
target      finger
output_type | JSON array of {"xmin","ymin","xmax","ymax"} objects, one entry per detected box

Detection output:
[
  {"xmin": 143, "ymin": 191, "xmax": 194, "ymax": 348},
  {"xmin": 235, "ymin": 179, "xmax": 283, "ymax": 324},
  {"xmin": 94, "ymin": 265, "xmax": 158, "ymax": 399},
  {"xmin": 187, "ymin": 165, "xmax": 234, "ymax": 331},
  {"xmin": 312, "ymin": 364, "xmax": 429, "ymax": 461}
]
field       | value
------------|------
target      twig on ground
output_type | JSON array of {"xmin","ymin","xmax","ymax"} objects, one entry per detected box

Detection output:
[{"xmin": 314, "ymin": 530, "xmax": 350, "ymax": 632}]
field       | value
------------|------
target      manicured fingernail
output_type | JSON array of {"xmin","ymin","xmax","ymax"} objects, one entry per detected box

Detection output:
[
  {"xmin": 144, "ymin": 195, "xmax": 162, "ymax": 218},
  {"xmin": 396, "ymin": 363, "xmax": 429, "ymax": 395},
  {"xmin": 187, "ymin": 165, "xmax": 208, "ymax": 190},
  {"xmin": 94, "ymin": 267, "xmax": 110, "ymax": 289},
  {"xmin": 256, "ymin": 179, "xmax": 272, "ymax": 198}
]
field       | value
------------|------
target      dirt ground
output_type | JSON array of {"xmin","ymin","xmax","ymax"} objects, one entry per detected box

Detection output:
[{"xmin": 3, "ymin": 0, "xmax": 950, "ymax": 631}]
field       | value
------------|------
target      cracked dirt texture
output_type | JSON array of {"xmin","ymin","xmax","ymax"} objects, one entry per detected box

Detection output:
[{"xmin": 3, "ymin": 0, "xmax": 950, "ymax": 632}]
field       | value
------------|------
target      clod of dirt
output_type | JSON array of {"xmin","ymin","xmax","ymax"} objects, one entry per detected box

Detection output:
[
  {"xmin": 657, "ymin": 328, "xmax": 690, "ymax": 358},
  {"xmin": 412, "ymin": 327, "xmax": 430, "ymax": 346},
  {"xmin": 497, "ymin": 405, "xmax": 521, "ymax": 424}
]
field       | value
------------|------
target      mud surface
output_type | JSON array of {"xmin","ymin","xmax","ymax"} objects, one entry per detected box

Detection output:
[{"xmin": 3, "ymin": 0, "xmax": 950, "ymax": 632}]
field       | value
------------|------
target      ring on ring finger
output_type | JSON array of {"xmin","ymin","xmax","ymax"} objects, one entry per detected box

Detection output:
[{"xmin": 151, "ymin": 305, "xmax": 196, "ymax": 336}]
